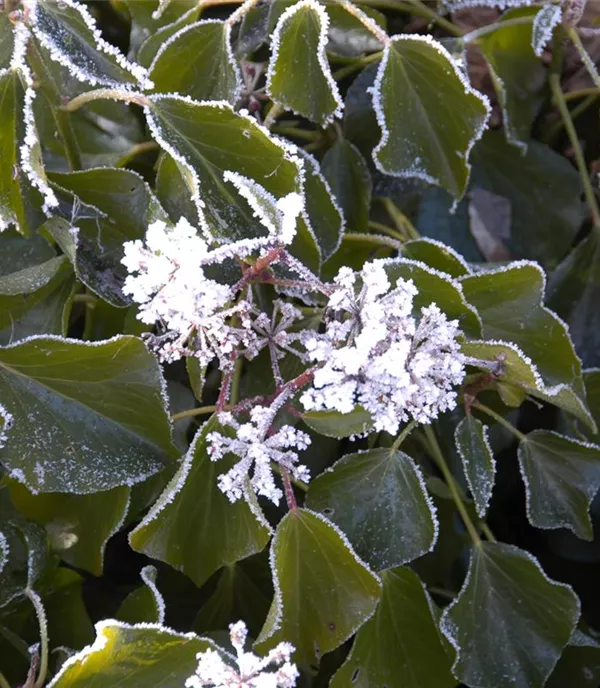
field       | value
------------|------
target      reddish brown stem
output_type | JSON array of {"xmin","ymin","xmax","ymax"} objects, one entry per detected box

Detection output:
[{"xmin": 281, "ymin": 468, "xmax": 297, "ymax": 512}]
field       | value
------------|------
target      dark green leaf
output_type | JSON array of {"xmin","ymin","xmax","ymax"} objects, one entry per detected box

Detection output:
[
  {"xmin": 440, "ymin": 542, "xmax": 580, "ymax": 688},
  {"xmin": 518, "ymin": 430, "xmax": 600, "ymax": 541},
  {"xmin": 478, "ymin": 8, "xmax": 546, "ymax": 148},
  {"xmin": 471, "ymin": 132, "xmax": 585, "ymax": 268},
  {"xmin": 402, "ymin": 238, "xmax": 470, "ymax": 278},
  {"xmin": 186, "ymin": 356, "xmax": 205, "ymax": 403},
  {"xmin": 325, "ymin": 4, "xmax": 386, "ymax": 58},
  {"xmin": 129, "ymin": 416, "xmax": 271, "ymax": 588},
  {"xmin": 154, "ymin": 152, "xmax": 200, "ymax": 226},
  {"xmin": 302, "ymin": 407, "xmax": 373, "ymax": 438},
  {"xmin": 331, "ymin": 567, "xmax": 456, "ymax": 688},
  {"xmin": 307, "ymin": 447, "xmax": 438, "ymax": 570},
  {"xmin": 256, "ymin": 508, "xmax": 381, "ymax": 668},
  {"xmin": 371, "ymin": 36, "xmax": 490, "ymax": 199},
  {"xmin": 547, "ymin": 628, "xmax": 600, "ymax": 688},
  {"xmin": 0, "ymin": 335, "xmax": 175, "ymax": 494},
  {"xmin": 0, "ymin": 14, "xmax": 14, "ymax": 69},
  {"xmin": 455, "ymin": 415, "xmax": 495, "ymax": 518},
  {"xmin": 149, "ymin": 20, "xmax": 241, "ymax": 103},
  {"xmin": 116, "ymin": 565, "xmax": 165, "ymax": 625},
  {"xmin": 321, "ymin": 139, "xmax": 371, "ymax": 234},
  {"xmin": 267, "ymin": 1, "xmax": 343, "ymax": 126},
  {"xmin": 48, "ymin": 621, "xmax": 218, "ymax": 688},
  {"xmin": 136, "ymin": 4, "xmax": 203, "ymax": 67},
  {"xmin": 7, "ymin": 480, "xmax": 130, "ymax": 575}
]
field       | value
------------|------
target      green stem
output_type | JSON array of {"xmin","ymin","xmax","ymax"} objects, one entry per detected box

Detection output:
[
  {"xmin": 172, "ymin": 405, "xmax": 218, "ymax": 422},
  {"xmin": 230, "ymin": 357, "xmax": 243, "ymax": 406},
  {"xmin": 25, "ymin": 589, "xmax": 48, "ymax": 688},
  {"xmin": 564, "ymin": 87, "xmax": 600, "ymax": 102},
  {"xmin": 368, "ymin": 220, "xmax": 405, "ymax": 241},
  {"xmin": 549, "ymin": 70, "xmax": 600, "ymax": 231},
  {"xmin": 0, "ymin": 671, "xmax": 10, "ymax": 688},
  {"xmin": 481, "ymin": 522, "xmax": 497, "ymax": 542},
  {"xmin": 81, "ymin": 297, "xmax": 96, "ymax": 341},
  {"xmin": 427, "ymin": 585, "xmax": 457, "ymax": 600},
  {"xmin": 471, "ymin": 401, "xmax": 527, "ymax": 442},
  {"xmin": 264, "ymin": 103, "xmax": 285, "ymax": 128},
  {"xmin": 73, "ymin": 293, "xmax": 98, "ymax": 305},
  {"xmin": 115, "ymin": 141, "xmax": 159, "ymax": 167},
  {"xmin": 543, "ymin": 93, "xmax": 599, "ymax": 143},
  {"xmin": 63, "ymin": 89, "xmax": 149, "ymax": 113},
  {"xmin": 406, "ymin": 0, "xmax": 462, "ymax": 37},
  {"xmin": 390, "ymin": 419, "xmax": 417, "ymax": 453},
  {"xmin": 423, "ymin": 425, "xmax": 481, "ymax": 546},
  {"xmin": 567, "ymin": 27, "xmax": 600, "ymax": 91},
  {"xmin": 270, "ymin": 125, "xmax": 321, "ymax": 142},
  {"xmin": 381, "ymin": 198, "xmax": 420, "ymax": 239},
  {"xmin": 333, "ymin": 51, "xmax": 383, "ymax": 81}
]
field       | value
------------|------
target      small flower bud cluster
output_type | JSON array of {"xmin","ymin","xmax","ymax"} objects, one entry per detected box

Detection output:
[
  {"xmin": 185, "ymin": 620, "xmax": 298, "ymax": 688},
  {"xmin": 207, "ymin": 405, "xmax": 311, "ymax": 506},
  {"xmin": 300, "ymin": 260, "xmax": 466, "ymax": 434}
]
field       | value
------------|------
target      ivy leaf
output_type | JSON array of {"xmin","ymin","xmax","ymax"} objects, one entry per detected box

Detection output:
[
  {"xmin": 0, "ymin": 13, "xmax": 14, "ymax": 69},
  {"xmin": 402, "ymin": 238, "xmax": 470, "ymax": 278},
  {"xmin": 256, "ymin": 508, "xmax": 381, "ymax": 669},
  {"xmin": 129, "ymin": 416, "xmax": 271, "ymax": 589},
  {"xmin": 461, "ymin": 261, "xmax": 588, "ymax": 408},
  {"xmin": 440, "ymin": 542, "xmax": 580, "ymax": 688},
  {"xmin": 518, "ymin": 431, "xmax": 600, "ymax": 541},
  {"xmin": 321, "ymin": 139, "xmax": 372, "ymax": 234},
  {"xmin": 307, "ymin": 447, "xmax": 437, "ymax": 570},
  {"xmin": 0, "ymin": 335, "xmax": 176, "ymax": 494},
  {"xmin": 30, "ymin": 0, "xmax": 151, "ymax": 88},
  {"xmin": 7, "ymin": 480, "xmax": 130, "ymax": 575},
  {"xmin": 300, "ymin": 151, "xmax": 344, "ymax": 261},
  {"xmin": 48, "ymin": 620, "xmax": 219, "ymax": 688},
  {"xmin": 266, "ymin": 0, "xmax": 343, "ymax": 127},
  {"xmin": 384, "ymin": 258, "xmax": 482, "ymax": 338},
  {"xmin": 48, "ymin": 168, "xmax": 168, "ymax": 307},
  {"xmin": 144, "ymin": 96, "xmax": 303, "ymax": 241},
  {"xmin": 325, "ymin": 4, "xmax": 385, "ymax": 58},
  {"xmin": 116, "ymin": 565, "xmax": 165, "ymax": 625},
  {"xmin": 478, "ymin": 8, "xmax": 546, "ymax": 149},
  {"xmin": 331, "ymin": 566, "xmax": 456, "ymax": 687},
  {"xmin": 455, "ymin": 415, "xmax": 495, "ymax": 518},
  {"xmin": 148, "ymin": 20, "xmax": 241, "ymax": 103},
  {"xmin": 471, "ymin": 132, "xmax": 585, "ymax": 268},
  {"xmin": 532, "ymin": 4, "xmax": 562, "ymax": 57},
  {"xmin": 548, "ymin": 230, "xmax": 600, "ymax": 368},
  {"xmin": 302, "ymin": 407, "xmax": 373, "ymax": 438},
  {"xmin": 371, "ymin": 35, "xmax": 490, "ymax": 199}
]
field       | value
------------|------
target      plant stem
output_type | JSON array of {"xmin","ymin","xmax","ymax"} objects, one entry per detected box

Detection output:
[
  {"xmin": 481, "ymin": 522, "xmax": 497, "ymax": 542},
  {"xmin": 471, "ymin": 401, "xmax": 527, "ymax": 442},
  {"xmin": 115, "ymin": 141, "xmax": 159, "ymax": 167},
  {"xmin": 406, "ymin": 0, "xmax": 462, "ymax": 36},
  {"xmin": 281, "ymin": 468, "xmax": 297, "ymax": 511},
  {"xmin": 427, "ymin": 585, "xmax": 456, "ymax": 600},
  {"xmin": 462, "ymin": 15, "xmax": 534, "ymax": 44},
  {"xmin": 0, "ymin": 672, "xmax": 10, "ymax": 688},
  {"xmin": 73, "ymin": 292, "xmax": 98, "ymax": 305},
  {"xmin": 390, "ymin": 419, "xmax": 417, "ymax": 453},
  {"xmin": 264, "ymin": 103, "xmax": 285, "ymax": 128},
  {"xmin": 549, "ymin": 71, "xmax": 600, "ymax": 231},
  {"xmin": 81, "ymin": 296, "xmax": 96, "ymax": 341},
  {"xmin": 381, "ymin": 198, "xmax": 420, "ymax": 239},
  {"xmin": 564, "ymin": 86, "xmax": 600, "ymax": 102},
  {"xmin": 332, "ymin": 51, "xmax": 383, "ymax": 81},
  {"xmin": 270, "ymin": 125, "xmax": 321, "ymax": 141},
  {"xmin": 423, "ymin": 425, "xmax": 481, "ymax": 546},
  {"xmin": 63, "ymin": 89, "xmax": 149, "ymax": 113},
  {"xmin": 369, "ymin": 220, "xmax": 406, "ymax": 241},
  {"xmin": 172, "ymin": 405, "xmax": 218, "ymax": 422},
  {"xmin": 567, "ymin": 27, "xmax": 600, "ymax": 91},
  {"xmin": 25, "ymin": 589, "xmax": 48, "ymax": 688}
]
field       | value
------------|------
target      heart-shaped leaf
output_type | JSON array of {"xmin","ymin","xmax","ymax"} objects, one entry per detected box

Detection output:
[
  {"xmin": 371, "ymin": 35, "xmax": 490, "ymax": 199},
  {"xmin": 302, "ymin": 407, "xmax": 373, "ymax": 438},
  {"xmin": 0, "ymin": 335, "xmax": 175, "ymax": 494},
  {"xmin": 455, "ymin": 415, "xmax": 495, "ymax": 518},
  {"xmin": 440, "ymin": 542, "xmax": 580, "ymax": 688},
  {"xmin": 307, "ymin": 447, "xmax": 438, "ymax": 570},
  {"xmin": 402, "ymin": 238, "xmax": 470, "ymax": 278},
  {"xmin": 256, "ymin": 508, "xmax": 381, "ymax": 669}
]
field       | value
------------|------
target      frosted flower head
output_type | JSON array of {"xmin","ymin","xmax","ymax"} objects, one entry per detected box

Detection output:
[
  {"xmin": 207, "ymin": 406, "xmax": 311, "ymax": 505},
  {"xmin": 301, "ymin": 261, "xmax": 466, "ymax": 434},
  {"xmin": 185, "ymin": 620, "xmax": 298, "ymax": 688}
]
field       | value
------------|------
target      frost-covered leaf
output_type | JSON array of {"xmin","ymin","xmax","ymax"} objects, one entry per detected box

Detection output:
[
  {"xmin": 0, "ymin": 14, "xmax": 14, "ymax": 69},
  {"xmin": 300, "ymin": 151, "xmax": 344, "ymax": 261},
  {"xmin": 116, "ymin": 565, "xmax": 165, "ymax": 625},
  {"xmin": 455, "ymin": 415, "xmax": 495, "ymax": 518},
  {"xmin": 371, "ymin": 35, "xmax": 490, "ymax": 199},
  {"xmin": 548, "ymin": 230, "xmax": 600, "ymax": 369},
  {"xmin": 471, "ymin": 132, "xmax": 585, "ymax": 268},
  {"xmin": 307, "ymin": 448, "xmax": 438, "ymax": 570},
  {"xmin": 7, "ymin": 480, "xmax": 130, "ymax": 575},
  {"xmin": 144, "ymin": 95, "xmax": 303, "ymax": 241},
  {"xmin": 461, "ymin": 261, "xmax": 587, "ymax": 406},
  {"xmin": 477, "ymin": 8, "xmax": 546, "ymax": 149},
  {"xmin": 547, "ymin": 628, "xmax": 600, "ymax": 688},
  {"xmin": 440, "ymin": 542, "xmax": 580, "ymax": 688},
  {"xmin": 324, "ymin": 3, "xmax": 385, "ymax": 58},
  {"xmin": 136, "ymin": 4, "xmax": 203, "ymax": 67},
  {"xmin": 30, "ymin": 0, "xmax": 151, "ymax": 88},
  {"xmin": 331, "ymin": 566, "xmax": 456, "ymax": 688},
  {"xmin": 518, "ymin": 431, "xmax": 600, "ymax": 541},
  {"xmin": 267, "ymin": 0, "xmax": 343, "ymax": 126},
  {"xmin": 0, "ymin": 255, "xmax": 74, "ymax": 345},
  {"xmin": 256, "ymin": 508, "xmax": 381, "ymax": 668},
  {"xmin": 129, "ymin": 416, "xmax": 271, "ymax": 589},
  {"xmin": 321, "ymin": 138, "xmax": 371, "ymax": 234},
  {"xmin": 402, "ymin": 238, "xmax": 470, "ymax": 278},
  {"xmin": 148, "ymin": 20, "xmax": 241, "ymax": 103},
  {"xmin": 384, "ymin": 258, "xmax": 482, "ymax": 338},
  {"xmin": 48, "ymin": 620, "xmax": 218, "ymax": 687},
  {"xmin": 47, "ymin": 168, "xmax": 168, "ymax": 307},
  {"xmin": 0, "ymin": 335, "xmax": 175, "ymax": 494},
  {"xmin": 532, "ymin": 4, "xmax": 562, "ymax": 56},
  {"xmin": 302, "ymin": 406, "xmax": 373, "ymax": 438}
]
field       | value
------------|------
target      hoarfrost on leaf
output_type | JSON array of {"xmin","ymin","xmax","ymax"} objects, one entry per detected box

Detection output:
[{"xmin": 532, "ymin": 4, "xmax": 563, "ymax": 56}]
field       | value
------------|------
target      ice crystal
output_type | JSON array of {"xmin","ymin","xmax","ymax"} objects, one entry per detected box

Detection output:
[
  {"xmin": 301, "ymin": 260, "xmax": 466, "ymax": 434},
  {"xmin": 207, "ymin": 406, "xmax": 311, "ymax": 506},
  {"xmin": 185, "ymin": 620, "xmax": 298, "ymax": 688}
]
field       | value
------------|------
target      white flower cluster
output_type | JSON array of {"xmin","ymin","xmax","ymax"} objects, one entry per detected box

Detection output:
[
  {"xmin": 207, "ymin": 406, "xmax": 311, "ymax": 505},
  {"xmin": 185, "ymin": 620, "xmax": 298, "ymax": 688},
  {"xmin": 300, "ymin": 261, "xmax": 466, "ymax": 434}
]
